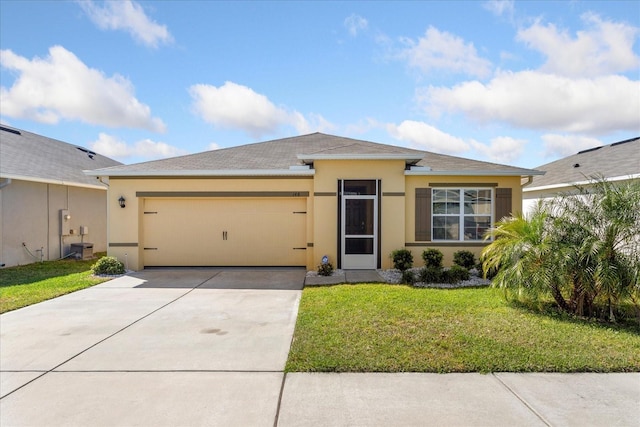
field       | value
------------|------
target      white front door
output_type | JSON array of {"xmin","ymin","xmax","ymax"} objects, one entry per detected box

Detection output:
[{"xmin": 341, "ymin": 180, "xmax": 378, "ymax": 269}]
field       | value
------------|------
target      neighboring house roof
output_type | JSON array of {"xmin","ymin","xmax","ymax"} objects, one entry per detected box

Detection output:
[
  {"xmin": 89, "ymin": 132, "xmax": 541, "ymax": 177},
  {"xmin": 0, "ymin": 125, "xmax": 122, "ymax": 189},
  {"xmin": 525, "ymin": 136, "xmax": 640, "ymax": 192}
]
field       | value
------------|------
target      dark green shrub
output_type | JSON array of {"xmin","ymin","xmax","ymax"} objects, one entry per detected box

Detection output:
[
  {"xmin": 422, "ymin": 248, "xmax": 444, "ymax": 268},
  {"xmin": 453, "ymin": 250, "xmax": 476, "ymax": 269},
  {"xmin": 391, "ymin": 249, "xmax": 414, "ymax": 271},
  {"xmin": 419, "ymin": 266, "xmax": 442, "ymax": 284},
  {"xmin": 401, "ymin": 269, "xmax": 416, "ymax": 285},
  {"xmin": 317, "ymin": 262, "xmax": 334, "ymax": 276},
  {"xmin": 92, "ymin": 256, "xmax": 125, "ymax": 275},
  {"xmin": 442, "ymin": 265, "xmax": 470, "ymax": 284}
]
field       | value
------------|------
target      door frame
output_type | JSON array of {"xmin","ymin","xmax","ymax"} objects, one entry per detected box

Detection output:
[{"xmin": 337, "ymin": 179, "xmax": 381, "ymax": 269}]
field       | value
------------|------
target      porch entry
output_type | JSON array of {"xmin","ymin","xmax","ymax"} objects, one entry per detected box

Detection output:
[{"xmin": 339, "ymin": 179, "xmax": 380, "ymax": 269}]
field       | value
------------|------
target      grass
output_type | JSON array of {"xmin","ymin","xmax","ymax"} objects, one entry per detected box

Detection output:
[
  {"xmin": 0, "ymin": 253, "xmax": 111, "ymax": 313},
  {"xmin": 286, "ymin": 284, "xmax": 640, "ymax": 373}
]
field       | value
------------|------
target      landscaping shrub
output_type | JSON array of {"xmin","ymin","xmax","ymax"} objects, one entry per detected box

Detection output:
[
  {"xmin": 422, "ymin": 248, "xmax": 443, "ymax": 269},
  {"xmin": 419, "ymin": 266, "xmax": 442, "ymax": 284},
  {"xmin": 92, "ymin": 256, "xmax": 125, "ymax": 275},
  {"xmin": 391, "ymin": 249, "xmax": 413, "ymax": 271},
  {"xmin": 401, "ymin": 269, "xmax": 416, "ymax": 285},
  {"xmin": 443, "ymin": 265, "xmax": 470, "ymax": 283},
  {"xmin": 317, "ymin": 262, "xmax": 334, "ymax": 276},
  {"xmin": 453, "ymin": 250, "xmax": 476, "ymax": 269}
]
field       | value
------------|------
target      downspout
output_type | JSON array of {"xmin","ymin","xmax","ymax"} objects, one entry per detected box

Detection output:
[
  {"xmin": 521, "ymin": 175, "xmax": 534, "ymax": 188},
  {"xmin": 0, "ymin": 178, "xmax": 11, "ymax": 189}
]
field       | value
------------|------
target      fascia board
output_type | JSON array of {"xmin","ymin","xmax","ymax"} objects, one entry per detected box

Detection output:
[
  {"xmin": 0, "ymin": 173, "xmax": 108, "ymax": 190},
  {"xmin": 523, "ymin": 173, "xmax": 640, "ymax": 193},
  {"xmin": 405, "ymin": 170, "xmax": 545, "ymax": 176},
  {"xmin": 84, "ymin": 169, "xmax": 316, "ymax": 177},
  {"xmin": 297, "ymin": 154, "xmax": 422, "ymax": 161}
]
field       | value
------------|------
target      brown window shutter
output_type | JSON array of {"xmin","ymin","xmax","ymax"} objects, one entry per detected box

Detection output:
[
  {"xmin": 415, "ymin": 188, "xmax": 431, "ymax": 241},
  {"xmin": 495, "ymin": 188, "xmax": 512, "ymax": 222}
]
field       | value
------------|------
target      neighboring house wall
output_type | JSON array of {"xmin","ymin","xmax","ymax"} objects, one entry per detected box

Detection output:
[{"xmin": 0, "ymin": 179, "xmax": 108, "ymax": 267}]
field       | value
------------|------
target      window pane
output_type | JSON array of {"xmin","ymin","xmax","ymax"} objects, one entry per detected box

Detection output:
[
  {"xmin": 433, "ymin": 189, "xmax": 447, "ymax": 202},
  {"xmin": 433, "ymin": 216, "xmax": 459, "ymax": 240},
  {"xmin": 433, "ymin": 202, "xmax": 446, "ymax": 214},
  {"xmin": 464, "ymin": 216, "xmax": 491, "ymax": 241},
  {"xmin": 344, "ymin": 180, "xmax": 376, "ymax": 195},
  {"xmin": 345, "ymin": 238, "xmax": 374, "ymax": 254}
]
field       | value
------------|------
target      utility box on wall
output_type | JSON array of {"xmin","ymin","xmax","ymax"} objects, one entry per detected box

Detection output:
[{"xmin": 60, "ymin": 209, "xmax": 71, "ymax": 236}]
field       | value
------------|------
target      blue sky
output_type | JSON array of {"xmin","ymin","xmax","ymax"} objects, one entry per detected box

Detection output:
[{"xmin": 1, "ymin": 0, "xmax": 638, "ymax": 168}]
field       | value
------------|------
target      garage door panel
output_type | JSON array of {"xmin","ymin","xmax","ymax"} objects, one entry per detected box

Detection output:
[{"xmin": 143, "ymin": 198, "xmax": 306, "ymax": 267}]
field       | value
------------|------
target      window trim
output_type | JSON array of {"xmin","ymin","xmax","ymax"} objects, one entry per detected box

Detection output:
[{"xmin": 431, "ymin": 187, "xmax": 494, "ymax": 242}]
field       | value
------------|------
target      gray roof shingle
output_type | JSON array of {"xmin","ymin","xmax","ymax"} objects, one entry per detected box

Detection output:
[
  {"xmin": 0, "ymin": 125, "xmax": 122, "ymax": 187},
  {"xmin": 89, "ymin": 132, "xmax": 540, "ymax": 176},
  {"xmin": 528, "ymin": 137, "xmax": 640, "ymax": 189}
]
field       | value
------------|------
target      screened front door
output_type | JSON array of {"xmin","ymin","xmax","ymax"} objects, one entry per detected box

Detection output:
[{"xmin": 341, "ymin": 180, "xmax": 378, "ymax": 269}]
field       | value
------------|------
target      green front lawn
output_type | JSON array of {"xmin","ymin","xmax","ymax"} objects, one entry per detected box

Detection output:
[
  {"xmin": 0, "ymin": 254, "xmax": 111, "ymax": 313},
  {"xmin": 286, "ymin": 284, "xmax": 640, "ymax": 373}
]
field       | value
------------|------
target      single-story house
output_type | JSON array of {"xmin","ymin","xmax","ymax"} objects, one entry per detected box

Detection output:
[
  {"xmin": 523, "ymin": 136, "xmax": 639, "ymax": 215},
  {"xmin": 88, "ymin": 133, "xmax": 543, "ymax": 271},
  {"xmin": 0, "ymin": 125, "xmax": 122, "ymax": 267}
]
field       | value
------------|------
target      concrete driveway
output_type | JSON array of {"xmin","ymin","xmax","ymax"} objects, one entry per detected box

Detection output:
[
  {"xmin": 2, "ymin": 268, "xmax": 639, "ymax": 426},
  {"xmin": 1, "ymin": 268, "xmax": 304, "ymax": 426}
]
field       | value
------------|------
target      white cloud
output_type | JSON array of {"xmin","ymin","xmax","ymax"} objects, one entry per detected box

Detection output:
[
  {"xmin": 483, "ymin": 0, "xmax": 514, "ymax": 17},
  {"xmin": 541, "ymin": 134, "xmax": 602, "ymax": 158},
  {"xmin": 387, "ymin": 120, "xmax": 470, "ymax": 154},
  {"xmin": 517, "ymin": 13, "xmax": 640, "ymax": 77},
  {"xmin": 423, "ymin": 70, "xmax": 640, "ymax": 135},
  {"xmin": 0, "ymin": 46, "xmax": 166, "ymax": 132},
  {"xmin": 344, "ymin": 14, "xmax": 368, "ymax": 36},
  {"xmin": 78, "ymin": 0, "xmax": 173, "ymax": 48},
  {"xmin": 89, "ymin": 133, "xmax": 186, "ymax": 161},
  {"xmin": 470, "ymin": 136, "xmax": 526, "ymax": 164},
  {"xmin": 189, "ymin": 81, "xmax": 332, "ymax": 137},
  {"xmin": 207, "ymin": 142, "xmax": 221, "ymax": 151},
  {"xmin": 397, "ymin": 26, "xmax": 492, "ymax": 78}
]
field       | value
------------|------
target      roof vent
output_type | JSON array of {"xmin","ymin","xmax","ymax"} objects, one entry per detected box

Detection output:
[
  {"xmin": 76, "ymin": 146, "xmax": 97, "ymax": 159},
  {"xmin": 573, "ymin": 163, "xmax": 580, "ymax": 168},
  {"xmin": 611, "ymin": 136, "xmax": 639, "ymax": 147},
  {"xmin": 0, "ymin": 126, "xmax": 21, "ymax": 135},
  {"xmin": 577, "ymin": 146, "xmax": 602, "ymax": 155}
]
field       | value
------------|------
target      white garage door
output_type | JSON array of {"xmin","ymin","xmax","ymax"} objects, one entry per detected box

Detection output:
[{"xmin": 142, "ymin": 198, "xmax": 307, "ymax": 267}]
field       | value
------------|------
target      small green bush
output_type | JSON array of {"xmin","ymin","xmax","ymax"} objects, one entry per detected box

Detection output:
[
  {"xmin": 391, "ymin": 249, "xmax": 414, "ymax": 271},
  {"xmin": 401, "ymin": 269, "xmax": 416, "ymax": 285},
  {"xmin": 317, "ymin": 262, "xmax": 334, "ymax": 276},
  {"xmin": 92, "ymin": 256, "xmax": 125, "ymax": 275},
  {"xmin": 422, "ymin": 248, "xmax": 443, "ymax": 268},
  {"xmin": 442, "ymin": 265, "xmax": 470, "ymax": 284},
  {"xmin": 453, "ymin": 250, "xmax": 476, "ymax": 269},
  {"xmin": 419, "ymin": 266, "xmax": 442, "ymax": 284}
]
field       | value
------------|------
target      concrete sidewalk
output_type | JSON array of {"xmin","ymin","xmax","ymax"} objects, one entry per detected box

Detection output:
[{"xmin": 1, "ymin": 269, "xmax": 638, "ymax": 426}]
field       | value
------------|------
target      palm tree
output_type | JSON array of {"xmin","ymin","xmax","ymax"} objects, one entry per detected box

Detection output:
[{"xmin": 482, "ymin": 177, "xmax": 640, "ymax": 321}]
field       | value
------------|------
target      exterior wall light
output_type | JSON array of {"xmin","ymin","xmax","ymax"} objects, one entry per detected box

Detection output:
[{"xmin": 118, "ymin": 196, "xmax": 126, "ymax": 208}]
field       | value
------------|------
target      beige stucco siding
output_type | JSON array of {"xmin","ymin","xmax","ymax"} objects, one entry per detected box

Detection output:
[
  {"xmin": 404, "ymin": 175, "xmax": 522, "ymax": 266},
  {"xmin": 312, "ymin": 159, "xmax": 406, "ymax": 270},
  {"xmin": 0, "ymin": 179, "xmax": 108, "ymax": 267},
  {"xmin": 107, "ymin": 177, "xmax": 313, "ymax": 270}
]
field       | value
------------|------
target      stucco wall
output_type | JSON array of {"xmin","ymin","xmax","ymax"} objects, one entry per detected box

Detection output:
[
  {"xmin": 312, "ymin": 159, "xmax": 406, "ymax": 270},
  {"xmin": 0, "ymin": 179, "xmax": 108, "ymax": 267},
  {"xmin": 107, "ymin": 177, "xmax": 314, "ymax": 270}
]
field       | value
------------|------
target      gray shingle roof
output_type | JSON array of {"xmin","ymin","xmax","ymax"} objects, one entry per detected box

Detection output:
[
  {"xmin": 528, "ymin": 137, "xmax": 640, "ymax": 189},
  {"xmin": 89, "ymin": 132, "xmax": 540, "ymax": 176},
  {"xmin": 0, "ymin": 125, "xmax": 122, "ymax": 188}
]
